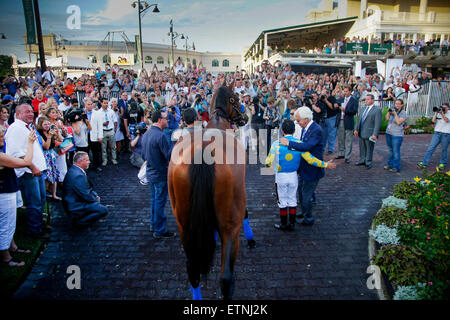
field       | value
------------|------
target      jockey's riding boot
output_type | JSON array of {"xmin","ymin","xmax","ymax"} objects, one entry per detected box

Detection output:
[
  {"xmin": 288, "ymin": 207, "xmax": 296, "ymax": 231},
  {"xmin": 274, "ymin": 208, "xmax": 288, "ymax": 231}
]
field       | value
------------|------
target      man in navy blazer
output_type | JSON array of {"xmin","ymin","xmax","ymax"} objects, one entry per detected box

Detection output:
[
  {"xmin": 280, "ymin": 107, "xmax": 325, "ymax": 226},
  {"xmin": 62, "ymin": 151, "xmax": 108, "ymax": 229},
  {"xmin": 335, "ymin": 86, "xmax": 359, "ymax": 163}
]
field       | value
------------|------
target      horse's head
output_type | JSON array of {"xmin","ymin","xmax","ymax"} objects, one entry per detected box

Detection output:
[{"xmin": 211, "ymin": 81, "xmax": 248, "ymax": 127}]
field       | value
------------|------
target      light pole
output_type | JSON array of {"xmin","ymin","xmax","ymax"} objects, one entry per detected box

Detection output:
[
  {"xmin": 131, "ymin": 1, "xmax": 159, "ymax": 70},
  {"xmin": 182, "ymin": 35, "xmax": 195, "ymax": 66},
  {"xmin": 168, "ymin": 19, "xmax": 184, "ymax": 69}
]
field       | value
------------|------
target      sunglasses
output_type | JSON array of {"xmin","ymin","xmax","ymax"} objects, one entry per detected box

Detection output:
[{"xmin": 290, "ymin": 112, "xmax": 295, "ymax": 115}]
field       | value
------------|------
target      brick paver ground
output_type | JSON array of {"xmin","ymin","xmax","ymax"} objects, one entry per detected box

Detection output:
[{"xmin": 14, "ymin": 133, "xmax": 446, "ymax": 299}]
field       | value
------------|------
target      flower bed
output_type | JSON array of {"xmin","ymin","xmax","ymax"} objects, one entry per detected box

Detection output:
[
  {"xmin": 369, "ymin": 169, "xmax": 450, "ymax": 300},
  {"xmin": 404, "ymin": 116, "xmax": 435, "ymax": 135}
]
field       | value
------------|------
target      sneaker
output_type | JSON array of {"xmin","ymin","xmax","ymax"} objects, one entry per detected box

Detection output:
[
  {"xmin": 438, "ymin": 164, "xmax": 445, "ymax": 170},
  {"xmin": 417, "ymin": 162, "xmax": 426, "ymax": 169},
  {"xmin": 139, "ymin": 179, "xmax": 149, "ymax": 186},
  {"xmin": 102, "ymin": 161, "xmax": 107, "ymax": 166},
  {"xmin": 384, "ymin": 166, "xmax": 392, "ymax": 170},
  {"xmin": 389, "ymin": 168, "xmax": 400, "ymax": 173},
  {"xmin": 112, "ymin": 160, "xmax": 118, "ymax": 165},
  {"xmin": 153, "ymin": 231, "xmax": 176, "ymax": 239}
]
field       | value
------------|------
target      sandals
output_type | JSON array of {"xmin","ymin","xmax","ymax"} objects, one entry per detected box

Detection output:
[
  {"xmin": 2, "ymin": 258, "xmax": 25, "ymax": 267},
  {"xmin": 10, "ymin": 247, "xmax": 31, "ymax": 254}
]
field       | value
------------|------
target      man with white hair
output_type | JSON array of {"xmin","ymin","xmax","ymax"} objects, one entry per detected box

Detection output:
[{"xmin": 279, "ymin": 106, "xmax": 325, "ymax": 226}]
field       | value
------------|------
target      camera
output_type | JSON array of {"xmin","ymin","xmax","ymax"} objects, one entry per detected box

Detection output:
[
  {"xmin": 65, "ymin": 108, "xmax": 87, "ymax": 123},
  {"xmin": 320, "ymin": 95, "xmax": 327, "ymax": 100},
  {"xmin": 432, "ymin": 106, "xmax": 444, "ymax": 113},
  {"xmin": 50, "ymin": 124, "xmax": 56, "ymax": 131},
  {"xmin": 388, "ymin": 107, "xmax": 395, "ymax": 113}
]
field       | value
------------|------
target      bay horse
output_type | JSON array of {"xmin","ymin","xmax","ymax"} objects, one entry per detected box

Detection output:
[{"xmin": 168, "ymin": 82, "xmax": 248, "ymax": 300}]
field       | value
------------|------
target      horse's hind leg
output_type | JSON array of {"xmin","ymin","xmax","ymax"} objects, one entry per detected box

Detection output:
[
  {"xmin": 220, "ymin": 234, "xmax": 239, "ymax": 300},
  {"xmin": 187, "ymin": 261, "xmax": 202, "ymax": 300}
]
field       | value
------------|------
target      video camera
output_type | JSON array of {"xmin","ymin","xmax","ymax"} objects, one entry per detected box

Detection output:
[
  {"xmin": 432, "ymin": 106, "xmax": 445, "ymax": 113},
  {"xmin": 65, "ymin": 108, "xmax": 88, "ymax": 123}
]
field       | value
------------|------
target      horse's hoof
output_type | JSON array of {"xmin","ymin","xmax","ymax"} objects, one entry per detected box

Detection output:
[{"xmin": 247, "ymin": 239, "xmax": 256, "ymax": 249}]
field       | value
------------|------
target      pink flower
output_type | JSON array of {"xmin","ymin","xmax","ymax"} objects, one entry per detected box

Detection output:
[
  {"xmin": 427, "ymin": 237, "xmax": 431, "ymax": 240},
  {"xmin": 428, "ymin": 282, "xmax": 433, "ymax": 285},
  {"xmin": 411, "ymin": 220, "xmax": 416, "ymax": 224},
  {"xmin": 427, "ymin": 232, "xmax": 430, "ymax": 235}
]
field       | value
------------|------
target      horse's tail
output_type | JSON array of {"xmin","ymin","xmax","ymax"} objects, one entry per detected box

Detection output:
[{"xmin": 185, "ymin": 159, "xmax": 217, "ymax": 279}]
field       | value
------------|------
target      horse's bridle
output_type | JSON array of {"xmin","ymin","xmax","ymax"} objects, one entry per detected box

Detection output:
[{"xmin": 214, "ymin": 95, "xmax": 248, "ymax": 127}]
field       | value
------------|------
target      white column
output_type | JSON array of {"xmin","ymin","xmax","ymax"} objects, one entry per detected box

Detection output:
[
  {"xmin": 360, "ymin": 0, "xmax": 367, "ymax": 19},
  {"xmin": 263, "ymin": 33, "xmax": 268, "ymax": 59},
  {"xmin": 419, "ymin": 0, "xmax": 428, "ymax": 21},
  {"xmin": 413, "ymin": 33, "xmax": 417, "ymax": 42}
]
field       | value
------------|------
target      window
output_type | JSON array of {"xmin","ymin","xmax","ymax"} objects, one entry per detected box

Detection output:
[
  {"xmin": 145, "ymin": 56, "xmax": 152, "ymax": 64},
  {"xmin": 102, "ymin": 55, "xmax": 111, "ymax": 63},
  {"xmin": 157, "ymin": 56, "xmax": 164, "ymax": 64},
  {"xmin": 212, "ymin": 59, "xmax": 219, "ymax": 67},
  {"xmin": 192, "ymin": 59, "xmax": 197, "ymax": 65},
  {"xmin": 332, "ymin": 0, "xmax": 338, "ymax": 10},
  {"xmin": 222, "ymin": 59, "xmax": 229, "ymax": 67},
  {"xmin": 88, "ymin": 55, "xmax": 97, "ymax": 63}
]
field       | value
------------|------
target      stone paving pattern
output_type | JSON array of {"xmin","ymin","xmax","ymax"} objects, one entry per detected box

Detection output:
[{"xmin": 14, "ymin": 134, "xmax": 446, "ymax": 299}]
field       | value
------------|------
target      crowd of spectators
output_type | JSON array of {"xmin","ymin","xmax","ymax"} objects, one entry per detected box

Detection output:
[
  {"xmin": 0, "ymin": 56, "xmax": 449, "ymax": 265},
  {"xmin": 275, "ymin": 36, "xmax": 449, "ymax": 56}
]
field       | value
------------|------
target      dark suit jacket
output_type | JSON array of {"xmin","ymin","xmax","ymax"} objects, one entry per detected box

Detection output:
[
  {"xmin": 335, "ymin": 96, "xmax": 359, "ymax": 130},
  {"xmin": 287, "ymin": 121, "xmax": 325, "ymax": 181},
  {"xmin": 62, "ymin": 165, "xmax": 99, "ymax": 213}
]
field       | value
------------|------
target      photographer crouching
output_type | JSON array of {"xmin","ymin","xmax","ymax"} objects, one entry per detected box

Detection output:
[
  {"xmin": 130, "ymin": 122, "xmax": 147, "ymax": 168},
  {"xmin": 418, "ymin": 103, "xmax": 450, "ymax": 170},
  {"xmin": 384, "ymin": 99, "xmax": 407, "ymax": 173}
]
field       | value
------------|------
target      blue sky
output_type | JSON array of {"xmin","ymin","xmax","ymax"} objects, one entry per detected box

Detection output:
[{"xmin": 0, "ymin": 0, "xmax": 321, "ymax": 62}]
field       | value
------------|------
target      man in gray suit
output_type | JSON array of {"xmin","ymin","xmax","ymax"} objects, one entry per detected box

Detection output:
[{"xmin": 353, "ymin": 94, "xmax": 382, "ymax": 169}]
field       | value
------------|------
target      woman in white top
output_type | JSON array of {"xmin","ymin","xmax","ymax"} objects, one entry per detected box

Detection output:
[
  {"xmin": 111, "ymin": 98, "xmax": 124, "ymax": 153},
  {"xmin": 408, "ymin": 78, "xmax": 422, "ymax": 105}
]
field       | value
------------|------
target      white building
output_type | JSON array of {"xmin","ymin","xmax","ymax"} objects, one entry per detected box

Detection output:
[{"xmin": 24, "ymin": 33, "xmax": 242, "ymax": 73}]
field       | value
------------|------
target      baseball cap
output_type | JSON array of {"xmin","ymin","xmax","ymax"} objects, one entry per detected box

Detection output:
[{"xmin": 2, "ymin": 95, "xmax": 15, "ymax": 100}]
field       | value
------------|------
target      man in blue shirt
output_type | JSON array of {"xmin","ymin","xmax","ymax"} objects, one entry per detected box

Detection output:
[
  {"xmin": 141, "ymin": 110, "xmax": 176, "ymax": 239},
  {"xmin": 162, "ymin": 97, "xmax": 181, "ymax": 147}
]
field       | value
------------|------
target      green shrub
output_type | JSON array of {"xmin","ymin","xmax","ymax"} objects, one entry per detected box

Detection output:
[
  {"xmin": 399, "ymin": 173, "xmax": 450, "ymax": 269},
  {"xmin": 374, "ymin": 244, "xmax": 430, "ymax": 286},
  {"xmin": 373, "ymin": 206, "xmax": 409, "ymax": 227},
  {"xmin": 415, "ymin": 116, "xmax": 433, "ymax": 128},
  {"xmin": 417, "ymin": 279, "xmax": 450, "ymax": 300},
  {"xmin": 392, "ymin": 181, "xmax": 419, "ymax": 200}
]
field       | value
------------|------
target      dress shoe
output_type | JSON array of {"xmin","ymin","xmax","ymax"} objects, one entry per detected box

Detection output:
[
  {"xmin": 366, "ymin": 164, "xmax": 372, "ymax": 169},
  {"xmin": 355, "ymin": 162, "xmax": 365, "ymax": 166},
  {"xmin": 335, "ymin": 155, "xmax": 344, "ymax": 159},
  {"xmin": 345, "ymin": 159, "xmax": 350, "ymax": 164}
]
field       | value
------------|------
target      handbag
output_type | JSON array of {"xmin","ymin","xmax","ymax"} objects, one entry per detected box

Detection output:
[{"xmin": 56, "ymin": 137, "xmax": 74, "ymax": 155}]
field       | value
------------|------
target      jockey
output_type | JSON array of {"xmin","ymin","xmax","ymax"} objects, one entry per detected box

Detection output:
[{"xmin": 265, "ymin": 119, "xmax": 333, "ymax": 231}]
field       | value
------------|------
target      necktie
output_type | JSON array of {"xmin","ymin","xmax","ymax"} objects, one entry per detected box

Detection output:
[
  {"xmin": 361, "ymin": 106, "xmax": 370, "ymax": 123},
  {"xmin": 301, "ymin": 128, "xmax": 306, "ymax": 141}
]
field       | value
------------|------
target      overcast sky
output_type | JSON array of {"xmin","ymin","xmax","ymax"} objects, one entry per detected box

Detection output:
[{"xmin": 0, "ymin": 0, "xmax": 321, "ymax": 62}]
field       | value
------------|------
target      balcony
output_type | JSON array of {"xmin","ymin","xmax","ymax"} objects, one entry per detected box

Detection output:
[{"xmin": 362, "ymin": 10, "xmax": 450, "ymax": 26}]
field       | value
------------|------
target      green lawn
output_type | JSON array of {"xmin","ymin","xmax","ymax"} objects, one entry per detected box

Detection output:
[{"xmin": 0, "ymin": 205, "xmax": 49, "ymax": 297}]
